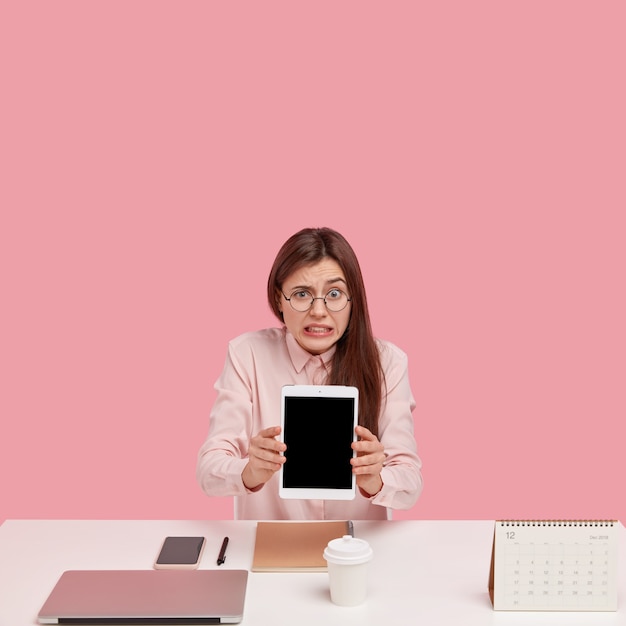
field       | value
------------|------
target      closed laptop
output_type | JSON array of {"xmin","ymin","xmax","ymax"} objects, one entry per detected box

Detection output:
[{"xmin": 37, "ymin": 569, "xmax": 248, "ymax": 624}]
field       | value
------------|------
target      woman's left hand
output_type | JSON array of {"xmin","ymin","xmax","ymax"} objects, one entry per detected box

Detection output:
[{"xmin": 351, "ymin": 425, "xmax": 386, "ymax": 497}]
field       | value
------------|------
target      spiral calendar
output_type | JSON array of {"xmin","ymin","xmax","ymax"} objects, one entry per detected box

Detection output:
[{"xmin": 488, "ymin": 520, "xmax": 618, "ymax": 611}]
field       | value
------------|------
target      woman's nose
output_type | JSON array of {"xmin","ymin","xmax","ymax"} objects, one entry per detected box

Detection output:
[{"xmin": 309, "ymin": 297, "xmax": 327, "ymax": 315}]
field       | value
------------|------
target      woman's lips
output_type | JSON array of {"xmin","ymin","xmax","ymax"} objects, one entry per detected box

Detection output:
[{"xmin": 304, "ymin": 326, "xmax": 333, "ymax": 335}]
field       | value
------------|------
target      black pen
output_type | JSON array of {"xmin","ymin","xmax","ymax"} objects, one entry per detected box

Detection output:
[{"xmin": 217, "ymin": 536, "xmax": 229, "ymax": 566}]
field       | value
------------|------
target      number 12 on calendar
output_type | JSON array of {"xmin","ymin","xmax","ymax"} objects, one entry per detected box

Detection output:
[{"xmin": 488, "ymin": 520, "xmax": 618, "ymax": 611}]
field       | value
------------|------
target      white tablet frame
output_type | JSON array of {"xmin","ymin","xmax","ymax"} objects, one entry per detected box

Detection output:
[{"xmin": 279, "ymin": 384, "xmax": 358, "ymax": 500}]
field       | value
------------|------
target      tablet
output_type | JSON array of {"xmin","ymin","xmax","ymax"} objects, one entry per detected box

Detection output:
[{"xmin": 279, "ymin": 384, "xmax": 358, "ymax": 500}]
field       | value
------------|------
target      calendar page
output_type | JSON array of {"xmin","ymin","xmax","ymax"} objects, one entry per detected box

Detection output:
[{"xmin": 488, "ymin": 520, "xmax": 618, "ymax": 611}]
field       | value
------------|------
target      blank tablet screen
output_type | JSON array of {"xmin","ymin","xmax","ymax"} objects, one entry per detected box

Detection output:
[{"xmin": 282, "ymin": 395, "xmax": 355, "ymax": 490}]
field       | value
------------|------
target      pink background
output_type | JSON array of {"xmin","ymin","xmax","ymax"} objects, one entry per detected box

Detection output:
[{"xmin": 1, "ymin": 2, "xmax": 624, "ymax": 523}]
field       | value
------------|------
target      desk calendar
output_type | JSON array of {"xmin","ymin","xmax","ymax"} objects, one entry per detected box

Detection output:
[{"xmin": 488, "ymin": 520, "xmax": 618, "ymax": 611}]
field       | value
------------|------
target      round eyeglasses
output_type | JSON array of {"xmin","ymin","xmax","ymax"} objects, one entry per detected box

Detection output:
[{"xmin": 282, "ymin": 288, "xmax": 351, "ymax": 312}]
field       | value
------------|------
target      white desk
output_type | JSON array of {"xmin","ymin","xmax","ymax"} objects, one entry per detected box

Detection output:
[{"xmin": 0, "ymin": 519, "xmax": 623, "ymax": 625}]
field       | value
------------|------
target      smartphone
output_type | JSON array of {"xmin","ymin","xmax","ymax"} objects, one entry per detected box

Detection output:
[{"xmin": 153, "ymin": 536, "xmax": 206, "ymax": 570}]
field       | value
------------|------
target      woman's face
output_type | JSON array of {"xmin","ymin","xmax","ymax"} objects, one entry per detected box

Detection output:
[{"xmin": 279, "ymin": 258, "xmax": 352, "ymax": 355}]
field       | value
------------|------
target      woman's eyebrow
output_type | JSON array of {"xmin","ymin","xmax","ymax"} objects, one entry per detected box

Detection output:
[
  {"xmin": 288, "ymin": 277, "xmax": 347, "ymax": 291},
  {"xmin": 287, "ymin": 283, "xmax": 312, "ymax": 291},
  {"xmin": 326, "ymin": 277, "xmax": 347, "ymax": 286}
]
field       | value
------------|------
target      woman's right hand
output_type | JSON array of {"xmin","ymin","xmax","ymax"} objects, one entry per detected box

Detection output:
[{"xmin": 241, "ymin": 426, "xmax": 286, "ymax": 490}]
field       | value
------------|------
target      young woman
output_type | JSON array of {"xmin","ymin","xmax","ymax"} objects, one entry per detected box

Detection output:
[{"xmin": 197, "ymin": 227, "xmax": 422, "ymax": 519}]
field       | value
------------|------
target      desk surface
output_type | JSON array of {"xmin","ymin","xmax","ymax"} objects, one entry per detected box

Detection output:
[{"xmin": 0, "ymin": 519, "xmax": 623, "ymax": 625}]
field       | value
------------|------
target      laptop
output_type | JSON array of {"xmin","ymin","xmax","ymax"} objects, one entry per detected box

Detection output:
[{"xmin": 37, "ymin": 569, "xmax": 248, "ymax": 624}]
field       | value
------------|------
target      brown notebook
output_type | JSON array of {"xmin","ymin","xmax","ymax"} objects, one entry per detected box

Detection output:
[{"xmin": 251, "ymin": 521, "xmax": 351, "ymax": 572}]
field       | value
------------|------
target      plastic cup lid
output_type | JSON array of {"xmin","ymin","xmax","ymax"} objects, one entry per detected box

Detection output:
[{"xmin": 323, "ymin": 535, "xmax": 373, "ymax": 565}]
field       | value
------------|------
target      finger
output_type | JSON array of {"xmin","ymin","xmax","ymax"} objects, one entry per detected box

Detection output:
[
  {"xmin": 255, "ymin": 439, "xmax": 286, "ymax": 454},
  {"xmin": 352, "ymin": 459, "xmax": 384, "ymax": 476},
  {"xmin": 352, "ymin": 464, "xmax": 383, "ymax": 476},
  {"xmin": 252, "ymin": 445, "xmax": 285, "ymax": 462},
  {"xmin": 355, "ymin": 425, "xmax": 375, "ymax": 440},
  {"xmin": 259, "ymin": 425, "xmax": 282, "ymax": 438},
  {"xmin": 252, "ymin": 427, "xmax": 285, "ymax": 452},
  {"xmin": 255, "ymin": 456, "xmax": 285, "ymax": 471},
  {"xmin": 249, "ymin": 447, "xmax": 286, "ymax": 472},
  {"xmin": 351, "ymin": 451, "xmax": 386, "ymax": 468},
  {"xmin": 352, "ymin": 438, "xmax": 384, "ymax": 457},
  {"xmin": 352, "ymin": 438, "xmax": 382, "ymax": 452},
  {"xmin": 251, "ymin": 438, "xmax": 286, "ymax": 458}
]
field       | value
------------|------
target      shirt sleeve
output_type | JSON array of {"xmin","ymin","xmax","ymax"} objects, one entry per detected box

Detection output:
[
  {"xmin": 196, "ymin": 341, "xmax": 256, "ymax": 497},
  {"xmin": 369, "ymin": 341, "xmax": 423, "ymax": 510}
]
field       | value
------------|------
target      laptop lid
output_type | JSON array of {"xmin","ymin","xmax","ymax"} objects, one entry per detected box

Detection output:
[{"xmin": 37, "ymin": 569, "xmax": 248, "ymax": 624}]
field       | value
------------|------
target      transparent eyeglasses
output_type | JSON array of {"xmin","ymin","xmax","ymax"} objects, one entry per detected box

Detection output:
[{"xmin": 281, "ymin": 288, "xmax": 351, "ymax": 312}]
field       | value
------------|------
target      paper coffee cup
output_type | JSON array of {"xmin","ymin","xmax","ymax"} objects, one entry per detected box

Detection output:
[{"xmin": 323, "ymin": 535, "xmax": 373, "ymax": 606}]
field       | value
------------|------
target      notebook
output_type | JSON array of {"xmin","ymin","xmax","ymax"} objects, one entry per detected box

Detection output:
[
  {"xmin": 251, "ymin": 520, "xmax": 351, "ymax": 572},
  {"xmin": 488, "ymin": 519, "xmax": 618, "ymax": 611},
  {"xmin": 37, "ymin": 569, "xmax": 248, "ymax": 624}
]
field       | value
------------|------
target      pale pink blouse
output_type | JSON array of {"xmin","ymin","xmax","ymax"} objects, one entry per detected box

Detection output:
[{"xmin": 196, "ymin": 327, "xmax": 423, "ymax": 520}]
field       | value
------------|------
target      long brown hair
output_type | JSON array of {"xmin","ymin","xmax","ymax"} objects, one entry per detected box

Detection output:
[{"xmin": 267, "ymin": 227, "xmax": 384, "ymax": 436}]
